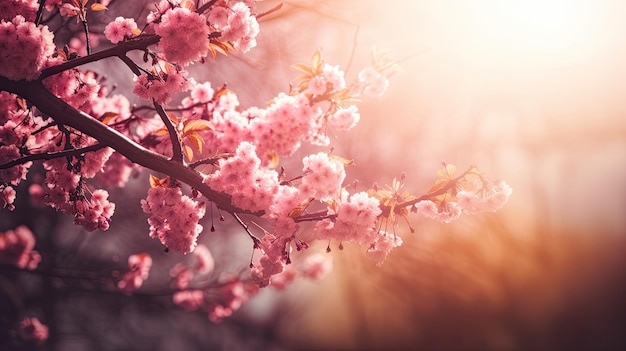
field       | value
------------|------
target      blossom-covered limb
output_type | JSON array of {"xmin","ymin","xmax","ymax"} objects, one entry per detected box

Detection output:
[
  {"xmin": 39, "ymin": 34, "xmax": 161, "ymax": 79},
  {"xmin": 0, "ymin": 143, "xmax": 105, "ymax": 170},
  {"xmin": 0, "ymin": 77, "xmax": 255, "ymax": 215}
]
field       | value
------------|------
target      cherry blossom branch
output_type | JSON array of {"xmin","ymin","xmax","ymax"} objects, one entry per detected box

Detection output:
[
  {"xmin": 0, "ymin": 143, "xmax": 106, "ymax": 170},
  {"xmin": 39, "ymin": 34, "xmax": 161, "ymax": 79},
  {"xmin": 392, "ymin": 167, "xmax": 473, "ymax": 211},
  {"xmin": 35, "ymin": 0, "xmax": 45, "ymax": 26},
  {"xmin": 153, "ymin": 100, "xmax": 184, "ymax": 163},
  {"xmin": 0, "ymin": 76, "xmax": 255, "ymax": 215},
  {"xmin": 232, "ymin": 212, "xmax": 262, "ymax": 249}
]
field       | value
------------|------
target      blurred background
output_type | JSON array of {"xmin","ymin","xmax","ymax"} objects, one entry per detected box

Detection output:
[{"xmin": 2, "ymin": 0, "xmax": 626, "ymax": 350}]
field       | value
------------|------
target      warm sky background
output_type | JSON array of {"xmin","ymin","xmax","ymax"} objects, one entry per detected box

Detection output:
[
  {"xmin": 237, "ymin": 1, "xmax": 626, "ymax": 349},
  {"xmin": 14, "ymin": 1, "xmax": 623, "ymax": 349}
]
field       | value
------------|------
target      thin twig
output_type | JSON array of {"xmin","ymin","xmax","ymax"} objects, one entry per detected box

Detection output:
[
  {"xmin": 153, "ymin": 100, "xmax": 184, "ymax": 163},
  {"xmin": 232, "ymin": 213, "xmax": 262, "ymax": 249},
  {"xmin": 0, "ymin": 143, "xmax": 106, "ymax": 170},
  {"xmin": 39, "ymin": 35, "xmax": 161, "ymax": 79}
]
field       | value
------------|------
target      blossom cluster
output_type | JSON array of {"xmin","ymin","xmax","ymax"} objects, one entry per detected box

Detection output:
[
  {"xmin": 208, "ymin": 1, "xmax": 260, "ymax": 53},
  {"xmin": 412, "ymin": 167, "xmax": 514, "ymax": 223},
  {"xmin": 117, "ymin": 253, "xmax": 153, "ymax": 293},
  {"xmin": 173, "ymin": 279, "xmax": 260, "ymax": 322},
  {"xmin": 0, "ymin": 15, "xmax": 55, "ymax": 81},
  {"xmin": 154, "ymin": 7, "xmax": 210, "ymax": 66},
  {"xmin": 0, "ymin": 225, "xmax": 41, "ymax": 270},
  {"xmin": 140, "ymin": 185, "xmax": 206, "ymax": 254},
  {"xmin": 103, "ymin": 16, "xmax": 138, "ymax": 44},
  {"xmin": 0, "ymin": 0, "xmax": 39, "ymax": 23},
  {"xmin": 270, "ymin": 253, "xmax": 333, "ymax": 289},
  {"xmin": 133, "ymin": 65, "xmax": 192, "ymax": 105},
  {"xmin": 43, "ymin": 147, "xmax": 116, "ymax": 232},
  {"xmin": 19, "ymin": 317, "xmax": 49, "ymax": 343}
]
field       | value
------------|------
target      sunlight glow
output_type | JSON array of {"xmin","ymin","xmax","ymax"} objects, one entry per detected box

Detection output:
[{"xmin": 470, "ymin": 0, "xmax": 596, "ymax": 52}]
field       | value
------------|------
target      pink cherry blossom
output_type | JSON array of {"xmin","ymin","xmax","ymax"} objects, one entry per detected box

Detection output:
[
  {"xmin": 117, "ymin": 253, "xmax": 153, "ymax": 293},
  {"xmin": 299, "ymin": 152, "xmax": 346, "ymax": 200},
  {"xmin": 0, "ymin": 0, "xmax": 39, "ymax": 23},
  {"xmin": 140, "ymin": 186, "xmax": 206, "ymax": 254},
  {"xmin": 154, "ymin": 7, "xmax": 210, "ymax": 66},
  {"xmin": 0, "ymin": 15, "xmax": 55, "ymax": 81},
  {"xmin": 300, "ymin": 253, "xmax": 333, "ymax": 280},
  {"xmin": 133, "ymin": 67, "xmax": 192, "ymax": 105},
  {"xmin": 366, "ymin": 232, "xmax": 403, "ymax": 266},
  {"xmin": 315, "ymin": 191, "xmax": 382, "ymax": 245},
  {"xmin": 19, "ymin": 317, "xmax": 48, "ymax": 343},
  {"xmin": 0, "ymin": 225, "xmax": 40, "ymax": 270},
  {"xmin": 457, "ymin": 180, "xmax": 513, "ymax": 213},
  {"xmin": 328, "ymin": 105, "xmax": 361, "ymax": 130},
  {"xmin": 104, "ymin": 17, "xmax": 138, "ymax": 44}
]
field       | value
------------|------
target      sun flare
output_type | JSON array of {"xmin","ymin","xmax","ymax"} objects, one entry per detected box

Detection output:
[{"xmin": 468, "ymin": 0, "xmax": 598, "ymax": 52}]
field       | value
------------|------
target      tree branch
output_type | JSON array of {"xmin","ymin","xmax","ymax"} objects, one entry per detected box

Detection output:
[
  {"xmin": 153, "ymin": 100, "xmax": 184, "ymax": 163},
  {"xmin": 0, "ymin": 76, "xmax": 255, "ymax": 215},
  {"xmin": 39, "ymin": 35, "xmax": 161, "ymax": 79},
  {"xmin": 0, "ymin": 143, "xmax": 106, "ymax": 170}
]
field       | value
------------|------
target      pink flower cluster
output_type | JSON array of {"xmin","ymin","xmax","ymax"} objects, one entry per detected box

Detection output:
[
  {"xmin": 169, "ymin": 243, "xmax": 215, "ymax": 289},
  {"xmin": 413, "ymin": 200, "xmax": 463, "ymax": 224},
  {"xmin": 104, "ymin": 17, "xmax": 138, "ymax": 44},
  {"xmin": 270, "ymin": 253, "xmax": 333, "ymax": 289},
  {"xmin": 315, "ymin": 191, "xmax": 382, "ymax": 245},
  {"xmin": 173, "ymin": 280, "xmax": 259, "ymax": 322},
  {"xmin": 43, "ymin": 146, "xmax": 116, "ymax": 232},
  {"xmin": 299, "ymin": 152, "xmax": 346, "ymax": 200},
  {"xmin": 187, "ymin": 91, "xmax": 326, "ymax": 164},
  {"xmin": 19, "ymin": 317, "xmax": 48, "ymax": 343},
  {"xmin": 0, "ymin": 15, "xmax": 55, "ymax": 81},
  {"xmin": 457, "ymin": 180, "xmax": 513, "ymax": 213},
  {"xmin": 140, "ymin": 186, "xmax": 206, "ymax": 254},
  {"xmin": 0, "ymin": 225, "xmax": 41, "ymax": 270},
  {"xmin": 117, "ymin": 253, "xmax": 153, "ymax": 293},
  {"xmin": 250, "ymin": 93, "xmax": 325, "ymax": 160},
  {"xmin": 0, "ymin": 145, "xmax": 31, "ymax": 187},
  {"xmin": 208, "ymin": 2, "xmax": 260, "ymax": 53},
  {"xmin": 0, "ymin": 0, "xmax": 38, "ymax": 23},
  {"xmin": 366, "ymin": 231, "xmax": 403, "ymax": 266},
  {"xmin": 413, "ymin": 178, "xmax": 513, "ymax": 223},
  {"xmin": 43, "ymin": 63, "xmax": 101, "ymax": 109},
  {"xmin": 154, "ymin": 7, "xmax": 210, "ymax": 66},
  {"xmin": 328, "ymin": 105, "xmax": 360, "ymax": 130},
  {"xmin": 204, "ymin": 142, "xmax": 280, "ymax": 213},
  {"xmin": 133, "ymin": 66, "xmax": 192, "ymax": 105},
  {"xmin": 358, "ymin": 66, "xmax": 390, "ymax": 97}
]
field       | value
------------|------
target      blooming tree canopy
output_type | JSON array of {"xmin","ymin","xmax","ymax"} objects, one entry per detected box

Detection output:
[{"xmin": 0, "ymin": 0, "xmax": 511, "ymax": 344}]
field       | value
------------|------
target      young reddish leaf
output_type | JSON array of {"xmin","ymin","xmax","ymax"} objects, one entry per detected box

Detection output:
[
  {"xmin": 166, "ymin": 112, "xmax": 179, "ymax": 124},
  {"xmin": 16, "ymin": 97, "xmax": 26, "ymax": 110},
  {"xmin": 89, "ymin": 3, "xmax": 107, "ymax": 11},
  {"xmin": 180, "ymin": 0, "xmax": 195, "ymax": 10},
  {"xmin": 98, "ymin": 112, "xmax": 119, "ymax": 125},
  {"xmin": 267, "ymin": 152, "xmax": 279, "ymax": 168},
  {"xmin": 329, "ymin": 154, "xmax": 355, "ymax": 166},
  {"xmin": 426, "ymin": 178, "xmax": 448, "ymax": 194},
  {"xmin": 288, "ymin": 199, "xmax": 313, "ymax": 218},
  {"xmin": 185, "ymin": 132, "xmax": 203, "ymax": 154},
  {"xmin": 311, "ymin": 48, "xmax": 323, "ymax": 73},
  {"xmin": 153, "ymin": 127, "xmax": 169, "ymax": 136},
  {"xmin": 183, "ymin": 119, "xmax": 212, "ymax": 134},
  {"xmin": 149, "ymin": 174, "xmax": 160, "ymax": 188},
  {"xmin": 290, "ymin": 63, "xmax": 315, "ymax": 76},
  {"xmin": 183, "ymin": 144, "xmax": 194, "ymax": 162},
  {"xmin": 436, "ymin": 163, "xmax": 456, "ymax": 180},
  {"xmin": 56, "ymin": 49, "xmax": 68, "ymax": 60}
]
